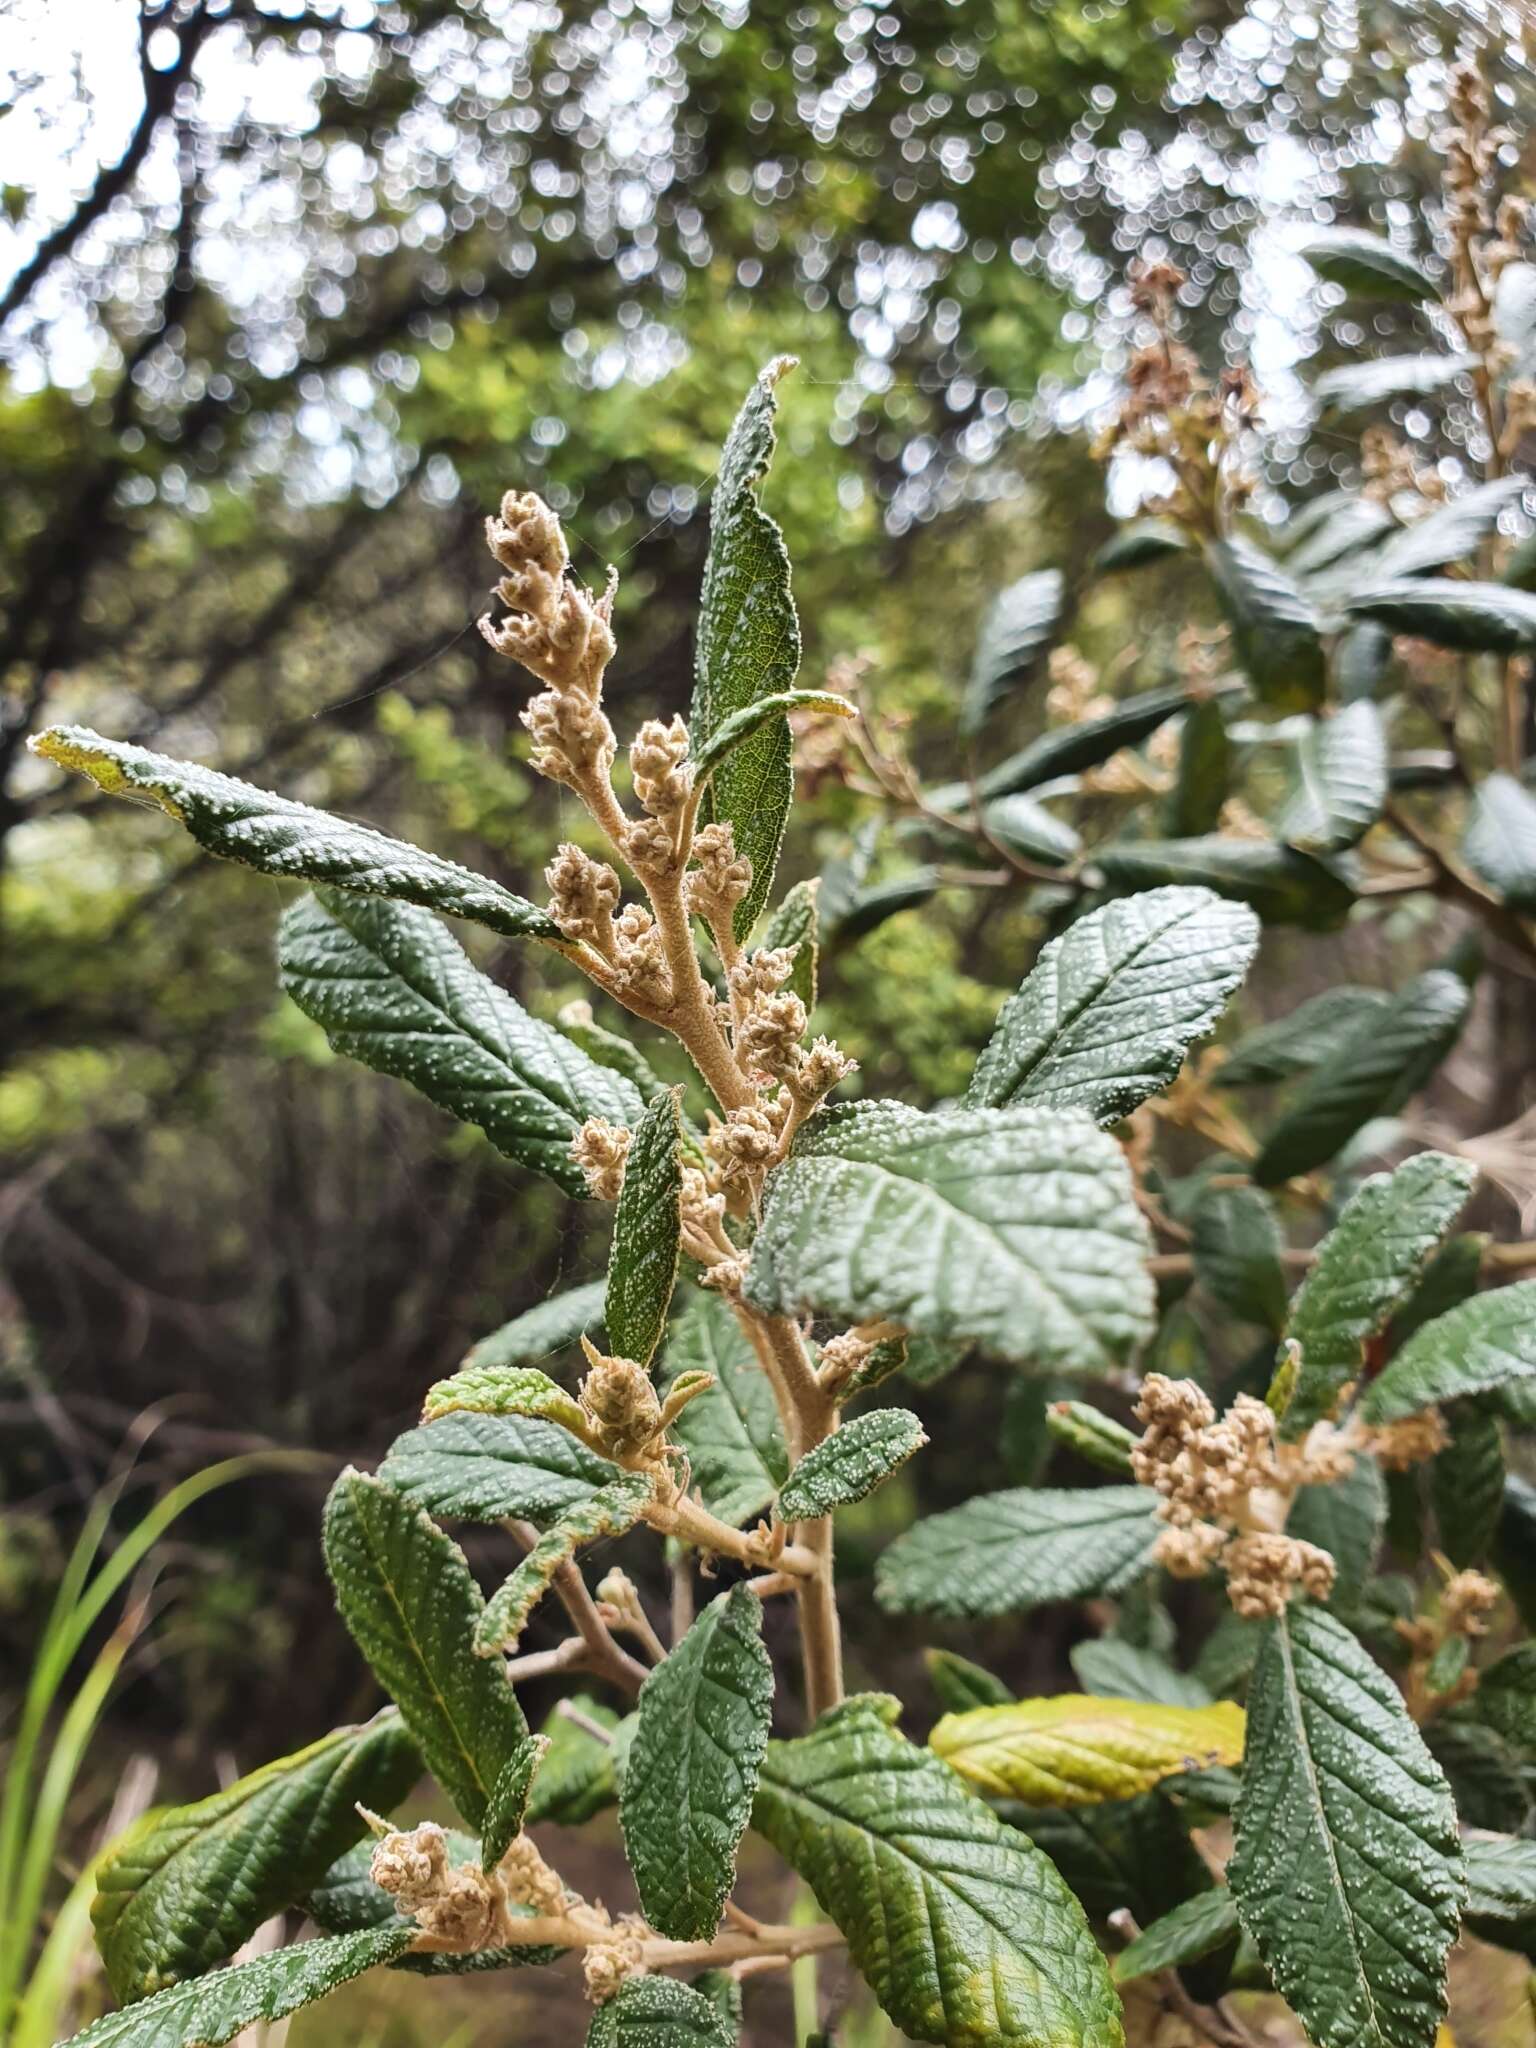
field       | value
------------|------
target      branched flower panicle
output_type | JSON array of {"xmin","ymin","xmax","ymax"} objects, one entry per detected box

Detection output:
[
  {"xmin": 572, "ymin": 1116, "xmax": 631, "ymax": 1201},
  {"xmin": 480, "ymin": 489, "xmax": 618, "ymax": 788},
  {"xmin": 370, "ymin": 1823, "xmax": 512, "ymax": 1950}
]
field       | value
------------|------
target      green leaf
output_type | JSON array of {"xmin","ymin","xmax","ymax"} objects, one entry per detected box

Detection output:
[
  {"xmin": 475, "ymin": 1473, "xmax": 655, "ymax": 1656},
  {"xmin": 556, "ymin": 1006, "xmax": 673, "ymax": 1105},
  {"xmin": 967, "ymin": 886, "xmax": 1259, "ymax": 1125},
  {"xmin": 1229, "ymin": 1602, "xmax": 1463, "ymax": 2048},
  {"xmin": 690, "ymin": 1969, "xmax": 744, "ymax": 2036},
  {"xmin": 961, "ymin": 569, "xmax": 1067, "ymax": 736},
  {"xmin": 1093, "ymin": 838, "xmax": 1356, "ymax": 931},
  {"xmin": 1045, "ymin": 1401, "xmax": 1137, "ymax": 1477},
  {"xmin": 1206, "ymin": 536, "xmax": 1325, "ymax": 711},
  {"xmin": 55, "ymin": 1927, "xmax": 413, "ymax": 2048},
  {"xmin": 690, "ymin": 358, "xmax": 802, "ymax": 939},
  {"xmin": 1167, "ymin": 700, "xmax": 1231, "ymax": 838},
  {"xmin": 931, "ymin": 1696, "xmax": 1245, "ymax": 1807},
  {"xmin": 967, "ymin": 683, "xmax": 1194, "ymax": 801},
  {"xmin": 605, "ymin": 1089, "xmax": 683, "ymax": 1367},
  {"xmin": 1190, "ymin": 1183, "xmax": 1288, "ymax": 1334},
  {"xmin": 322, "ymin": 1470, "xmax": 528, "ymax": 1828},
  {"xmin": 1286, "ymin": 1456, "xmax": 1387, "ymax": 1612},
  {"xmin": 620, "ymin": 1584, "xmax": 772, "ymax": 1942},
  {"xmin": 1391, "ymin": 1232, "xmax": 1486, "ymax": 1347},
  {"xmin": 1313, "ymin": 352, "xmax": 1476, "ymax": 411},
  {"xmin": 586, "ymin": 1974, "xmax": 738, "ymax": 2048},
  {"xmin": 925, "ymin": 1648, "xmax": 1014, "ymax": 1713},
  {"xmin": 1361, "ymin": 1282, "xmax": 1536, "ymax": 1423},
  {"xmin": 1112, "ymin": 1889, "xmax": 1241, "ymax": 1984},
  {"xmin": 1496, "ymin": 1476, "xmax": 1536, "ymax": 1634},
  {"xmin": 1253, "ymin": 973, "xmax": 1471, "ymax": 1186},
  {"xmin": 1010, "ymin": 1793, "xmax": 1214, "ymax": 1931},
  {"xmin": 462, "ymin": 1281, "xmax": 607, "ymax": 1370},
  {"xmin": 1424, "ymin": 1713, "xmax": 1534, "ymax": 1835},
  {"xmin": 422, "ymin": 1364, "xmax": 589, "ymax": 1437},
  {"xmin": 1285, "ymin": 497, "xmax": 1396, "ymax": 578},
  {"xmin": 1095, "ymin": 519, "xmax": 1191, "ymax": 572},
  {"xmin": 1218, "ymin": 987, "xmax": 1390, "ymax": 1088},
  {"xmin": 378, "ymin": 1412, "xmax": 621, "ymax": 1527},
  {"xmin": 759, "ymin": 879, "xmax": 818, "ymax": 1009},
  {"xmin": 1069, "ymin": 1640, "xmax": 1214, "ymax": 1710},
  {"xmin": 481, "ymin": 1736, "xmax": 547, "ymax": 1871},
  {"xmin": 753, "ymin": 1694, "xmax": 1122, "ymax": 2048},
  {"xmin": 975, "ymin": 792, "xmax": 1082, "ymax": 868},
  {"xmin": 656, "ymin": 1291, "xmax": 788, "ymax": 1527},
  {"xmin": 1194, "ymin": 1613, "xmax": 1262, "ymax": 1698},
  {"xmin": 691, "ymin": 689, "xmax": 853, "ymax": 788},
  {"xmin": 746, "ymin": 1102, "xmax": 1153, "ymax": 1375},
  {"xmin": 1463, "ymin": 772, "xmax": 1536, "ymax": 910},
  {"xmin": 1465, "ymin": 1646, "xmax": 1536, "ymax": 1764},
  {"xmin": 1463, "ymin": 1835, "xmax": 1536, "ymax": 1957},
  {"xmin": 1364, "ymin": 477, "xmax": 1528, "ymax": 580},
  {"xmin": 1280, "ymin": 1152, "xmax": 1477, "ymax": 1435},
  {"xmin": 877, "ymin": 1485, "xmax": 1158, "ymax": 1620},
  {"xmin": 525, "ymin": 1695, "xmax": 624, "ymax": 1827},
  {"xmin": 776, "ymin": 1409, "xmax": 926, "ymax": 1521},
  {"xmin": 820, "ymin": 865, "xmax": 939, "ymax": 941},
  {"xmin": 278, "ymin": 892, "xmax": 639, "ymax": 1197},
  {"xmin": 1296, "ymin": 227, "xmax": 1438, "ymax": 301},
  {"xmin": 32, "ymin": 728, "xmax": 558, "ymax": 941},
  {"xmin": 1431, "ymin": 1406, "xmax": 1504, "ymax": 1569},
  {"xmin": 91, "ymin": 1715, "xmax": 419, "ymax": 2003},
  {"xmin": 1276, "ymin": 703, "xmax": 1388, "ymax": 854},
  {"xmin": 1346, "ymin": 579, "xmax": 1536, "ymax": 653}
]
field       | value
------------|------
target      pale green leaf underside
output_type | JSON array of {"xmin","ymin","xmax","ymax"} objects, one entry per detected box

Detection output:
[
  {"xmin": 1464, "ymin": 773, "xmax": 1536, "ymax": 911},
  {"xmin": 621, "ymin": 1584, "xmax": 773, "ymax": 1942},
  {"xmin": 961, "ymin": 568, "xmax": 1066, "ymax": 736},
  {"xmin": 55, "ymin": 1927, "xmax": 413, "ymax": 2048},
  {"xmin": 322, "ymin": 1470, "xmax": 528, "ymax": 1828},
  {"xmin": 378, "ymin": 1411, "xmax": 621, "ymax": 1527},
  {"xmin": 657, "ymin": 1291, "xmax": 788, "ymax": 1526},
  {"xmin": 1360, "ymin": 1281, "xmax": 1536, "ymax": 1422},
  {"xmin": 586, "ymin": 1974, "xmax": 738, "ymax": 2047},
  {"xmin": 279, "ymin": 892, "xmax": 639, "ymax": 1198},
  {"xmin": 1281, "ymin": 1151, "xmax": 1476, "ymax": 1436},
  {"xmin": 746, "ymin": 1102, "xmax": 1154, "ymax": 1375},
  {"xmin": 1277, "ymin": 702, "xmax": 1387, "ymax": 854},
  {"xmin": 876, "ymin": 1486, "xmax": 1158, "ymax": 1620},
  {"xmin": 1230, "ymin": 1603, "xmax": 1463, "ymax": 2048},
  {"xmin": 475, "ymin": 1472, "xmax": 655, "ymax": 1655},
  {"xmin": 32, "ymin": 727, "xmax": 558, "ymax": 940},
  {"xmin": 776, "ymin": 1409, "xmax": 926, "ymax": 1521},
  {"xmin": 966, "ymin": 886, "xmax": 1260, "ymax": 1125},
  {"xmin": 92, "ymin": 1714, "xmax": 419, "ymax": 2003},
  {"xmin": 690, "ymin": 360, "xmax": 802, "ymax": 939},
  {"xmin": 753, "ymin": 1694, "xmax": 1123, "ymax": 2048},
  {"xmin": 605, "ymin": 1088, "xmax": 683, "ymax": 1367}
]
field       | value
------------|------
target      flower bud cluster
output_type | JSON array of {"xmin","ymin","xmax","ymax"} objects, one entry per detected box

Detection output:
[
  {"xmin": 582, "ymin": 1918, "xmax": 648, "ymax": 2003},
  {"xmin": 571, "ymin": 1116, "xmax": 630, "ymax": 1202},
  {"xmin": 546, "ymin": 843, "xmax": 621, "ymax": 952},
  {"xmin": 705, "ymin": 1100, "xmax": 784, "ymax": 1183},
  {"xmin": 685, "ymin": 821, "xmax": 753, "ymax": 926},
  {"xmin": 629, "ymin": 717, "xmax": 693, "ymax": 829},
  {"xmin": 371, "ymin": 1822, "xmax": 514, "ymax": 1950},
  {"xmin": 480, "ymin": 490, "xmax": 617, "ymax": 787},
  {"xmin": 579, "ymin": 1339, "xmax": 663, "ymax": 1458},
  {"xmin": 1442, "ymin": 1568, "xmax": 1499, "ymax": 1638},
  {"xmin": 1361, "ymin": 1408, "xmax": 1449, "ymax": 1471}
]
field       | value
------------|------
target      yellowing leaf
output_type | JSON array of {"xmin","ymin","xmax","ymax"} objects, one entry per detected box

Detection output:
[{"xmin": 930, "ymin": 1694, "xmax": 1246, "ymax": 1807}]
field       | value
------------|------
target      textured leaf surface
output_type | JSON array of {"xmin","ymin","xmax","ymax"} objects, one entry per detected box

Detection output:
[
  {"xmin": 656, "ymin": 1292, "xmax": 787, "ymax": 1526},
  {"xmin": 1253, "ymin": 974, "xmax": 1470, "ymax": 1186},
  {"xmin": 1218, "ymin": 987, "xmax": 1390, "ymax": 1087},
  {"xmin": 1285, "ymin": 496, "xmax": 1396, "ymax": 579},
  {"xmin": 691, "ymin": 689, "xmax": 852, "ymax": 786},
  {"xmin": 1011, "ymin": 1793, "xmax": 1213, "ymax": 1930},
  {"xmin": 877, "ymin": 1486, "xmax": 1158, "ymax": 1619},
  {"xmin": 1229, "ymin": 1603, "xmax": 1463, "ymax": 2048},
  {"xmin": 481, "ymin": 1735, "xmax": 547, "ymax": 1870},
  {"xmin": 1364, "ymin": 477, "xmax": 1527, "ymax": 580},
  {"xmin": 926, "ymin": 1649, "xmax": 1014, "ymax": 1713},
  {"xmin": 1206, "ymin": 535, "xmax": 1325, "ymax": 711},
  {"xmin": 92, "ymin": 1715, "xmax": 419, "ymax": 2002},
  {"xmin": 620, "ymin": 1585, "xmax": 772, "ymax": 1941},
  {"xmin": 931, "ymin": 1697, "xmax": 1245, "ymax": 1807},
  {"xmin": 378, "ymin": 1412, "xmax": 620, "ymax": 1527},
  {"xmin": 1463, "ymin": 1835, "xmax": 1536, "ymax": 1954},
  {"xmin": 56, "ymin": 1927, "xmax": 413, "ymax": 2048},
  {"xmin": 606, "ymin": 1089, "xmax": 683, "ymax": 1366},
  {"xmin": 754, "ymin": 1695, "xmax": 1123, "ymax": 2048},
  {"xmin": 746, "ymin": 1102, "xmax": 1153, "ymax": 1374},
  {"xmin": 34, "ymin": 728, "xmax": 557, "ymax": 940},
  {"xmin": 1094, "ymin": 838, "xmax": 1355, "ymax": 930},
  {"xmin": 1464, "ymin": 773, "xmax": 1536, "ymax": 911},
  {"xmin": 422, "ymin": 1364, "xmax": 588, "ymax": 1436},
  {"xmin": 1287, "ymin": 1456, "xmax": 1387, "ymax": 1611},
  {"xmin": 1361, "ymin": 1282, "xmax": 1536, "ymax": 1422},
  {"xmin": 462, "ymin": 1281, "xmax": 607, "ymax": 1370},
  {"xmin": 1167, "ymin": 699, "xmax": 1230, "ymax": 838},
  {"xmin": 1069, "ymin": 1640, "xmax": 1213, "ymax": 1709},
  {"xmin": 690, "ymin": 359, "xmax": 801, "ymax": 938},
  {"xmin": 1346, "ymin": 579, "xmax": 1536, "ymax": 653},
  {"xmin": 1112, "ymin": 1889, "xmax": 1240, "ymax": 1984},
  {"xmin": 776, "ymin": 1410, "xmax": 926, "ymax": 1521},
  {"xmin": 967, "ymin": 887, "xmax": 1259, "ymax": 1125},
  {"xmin": 323, "ymin": 1471, "xmax": 528, "ymax": 1827},
  {"xmin": 557, "ymin": 1006, "xmax": 672, "ymax": 1104},
  {"xmin": 279, "ymin": 892, "xmax": 638, "ymax": 1196},
  {"xmin": 1281, "ymin": 1152, "xmax": 1476, "ymax": 1435},
  {"xmin": 1296, "ymin": 227, "xmax": 1437, "ymax": 301},
  {"xmin": 1190, "ymin": 1183, "xmax": 1288, "ymax": 1333},
  {"xmin": 962, "ymin": 569, "xmax": 1066, "ymax": 735},
  {"xmin": 1432, "ymin": 1406, "xmax": 1505, "ymax": 1570},
  {"xmin": 586, "ymin": 1974, "xmax": 738, "ymax": 2048},
  {"xmin": 1313, "ymin": 352, "xmax": 1475, "ymax": 410},
  {"xmin": 475, "ymin": 1473, "xmax": 655, "ymax": 1655},
  {"xmin": 1277, "ymin": 703, "xmax": 1387, "ymax": 853}
]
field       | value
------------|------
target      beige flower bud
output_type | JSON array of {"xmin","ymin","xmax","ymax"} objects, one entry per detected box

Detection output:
[
  {"xmin": 686, "ymin": 821, "xmax": 753, "ymax": 922},
  {"xmin": 545, "ymin": 843, "xmax": 622, "ymax": 952},
  {"xmin": 737, "ymin": 991, "xmax": 807, "ymax": 1081},
  {"xmin": 629, "ymin": 716, "xmax": 693, "ymax": 821},
  {"xmin": 572, "ymin": 1117, "xmax": 631, "ymax": 1202},
  {"xmin": 579, "ymin": 1342, "xmax": 663, "ymax": 1456}
]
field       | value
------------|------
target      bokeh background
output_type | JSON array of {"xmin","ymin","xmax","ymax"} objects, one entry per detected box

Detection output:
[{"xmin": 3, "ymin": 2, "xmax": 1534, "ymax": 2042}]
